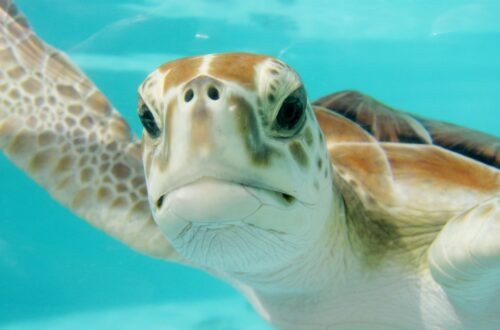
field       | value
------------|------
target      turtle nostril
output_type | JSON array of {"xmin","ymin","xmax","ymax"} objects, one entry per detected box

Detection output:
[
  {"xmin": 184, "ymin": 89, "xmax": 194, "ymax": 102},
  {"xmin": 156, "ymin": 195, "xmax": 165, "ymax": 209},
  {"xmin": 207, "ymin": 86, "xmax": 220, "ymax": 100}
]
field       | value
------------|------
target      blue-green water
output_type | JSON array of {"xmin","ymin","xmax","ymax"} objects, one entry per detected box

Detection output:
[{"xmin": 1, "ymin": 0, "xmax": 499, "ymax": 329}]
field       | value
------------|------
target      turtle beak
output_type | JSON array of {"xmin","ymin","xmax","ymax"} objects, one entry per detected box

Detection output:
[{"xmin": 154, "ymin": 178, "xmax": 261, "ymax": 225}]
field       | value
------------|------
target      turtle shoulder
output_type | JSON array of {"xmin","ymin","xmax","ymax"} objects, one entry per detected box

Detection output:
[{"xmin": 313, "ymin": 91, "xmax": 499, "ymax": 265}]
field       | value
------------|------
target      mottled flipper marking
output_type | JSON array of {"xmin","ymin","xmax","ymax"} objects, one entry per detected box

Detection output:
[
  {"xmin": 429, "ymin": 197, "xmax": 500, "ymax": 308},
  {"xmin": 0, "ymin": 1, "xmax": 177, "ymax": 259}
]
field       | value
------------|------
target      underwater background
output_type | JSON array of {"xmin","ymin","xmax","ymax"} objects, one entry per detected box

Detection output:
[{"xmin": 1, "ymin": 0, "xmax": 499, "ymax": 329}]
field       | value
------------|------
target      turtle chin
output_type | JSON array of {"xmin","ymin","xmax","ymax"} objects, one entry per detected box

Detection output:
[{"xmin": 152, "ymin": 178, "xmax": 317, "ymax": 273}]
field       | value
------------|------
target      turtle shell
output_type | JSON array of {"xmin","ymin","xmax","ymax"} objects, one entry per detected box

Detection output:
[
  {"xmin": 312, "ymin": 91, "xmax": 499, "ymax": 267},
  {"xmin": 314, "ymin": 91, "xmax": 499, "ymax": 168}
]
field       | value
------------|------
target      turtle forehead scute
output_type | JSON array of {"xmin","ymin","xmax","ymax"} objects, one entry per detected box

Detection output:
[
  {"xmin": 208, "ymin": 53, "xmax": 270, "ymax": 91},
  {"xmin": 147, "ymin": 53, "xmax": 274, "ymax": 98},
  {"xmin": 158, "ymin": 56, "xmax": 204, "ymax": 93}
]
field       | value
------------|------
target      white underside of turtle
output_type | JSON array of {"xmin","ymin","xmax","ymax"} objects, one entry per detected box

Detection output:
[{"xmin": 1, "ymin": 1, "xmax": 499, "ymax": 329}]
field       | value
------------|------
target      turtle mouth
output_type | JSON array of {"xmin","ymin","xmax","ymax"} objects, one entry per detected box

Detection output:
[
  {"xmin": 153, "ymin": 178, "xmax": 297, "ymax": 229},
  {"xmin": 155, "ymin": 186, "xmax": 295, "ymax": 210},
  {"xmin": 156, "ymin": 195, "xmax": 165, "ymax": 209},
  {"xmin": 279, "ymin": 192, "xmax": 295, "ymax": 204},
  {"xmin": 151, "ymin": 178, "xmax": 316, "ymax": 272},
  {"xmin": 155, "ymin": 177, "xmax": 297, "ymax": 211}
]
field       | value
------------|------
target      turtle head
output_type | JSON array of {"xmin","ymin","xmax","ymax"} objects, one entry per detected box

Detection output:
[{"xmin": 138, "ymin": 53, "xmax": 333, "ymax": 273}]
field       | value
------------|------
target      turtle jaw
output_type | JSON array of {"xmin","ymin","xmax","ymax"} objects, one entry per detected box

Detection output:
[
  {"xmin": 153, "ymin": 177, "xmax": 298, "ymax": 215},
  {"xmin": 155, "ymin": 178, "xmax": 262, "ymax": 225},
  {"xmin": 150, "ymin": 177, "xmax": 317, "ymax": 272},
  {"xmin": 152, "ymin": 177, "xmax": 299, "ymax": 230}
]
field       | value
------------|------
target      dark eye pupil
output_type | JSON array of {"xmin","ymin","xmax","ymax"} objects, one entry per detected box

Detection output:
[
  {"xmin": 139, "ymin": 105, "xmax": 160, "ymax": 138},
  {"xmin": 275, "ymin": 87, "xmax": 306, "ymax": 134},
  {"xmin": 277, "ymin": 101, "xmax": 302, "ymax": 130}
]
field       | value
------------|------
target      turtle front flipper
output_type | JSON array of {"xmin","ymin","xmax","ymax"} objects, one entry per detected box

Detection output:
[
  {"xmin": 429, "ymin": 197, "xmax": 500, "ymax": 309},
  {"xmin": 0, "ymin": 1, "xmax": 179, "ymax": 260}
]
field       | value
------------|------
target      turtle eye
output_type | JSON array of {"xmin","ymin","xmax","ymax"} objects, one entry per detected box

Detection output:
[
  {"xmin": 139, "ymin": 104, "xmax": 160, "ymax": 138},
  {"xmin": 273, "ymin": 86, "xmax": 307, "ymax": 136}
]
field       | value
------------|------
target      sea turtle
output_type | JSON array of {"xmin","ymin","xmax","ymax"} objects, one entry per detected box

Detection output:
[{"xmin": 1, "ymin": 1, "xmax": 499, "ymax": 329}]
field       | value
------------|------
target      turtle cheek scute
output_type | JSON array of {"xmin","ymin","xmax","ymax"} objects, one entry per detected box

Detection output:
[
  {"xmin": 141, "ymin": 142, "xmax": 155, "ymax": 180},
  {"xmin": 232, "ymin": 95, "xmax": 275, "ymax": 167},
  {"xmin": 288, "ymin": 140, "xmax": 309, "ymax": 168}
]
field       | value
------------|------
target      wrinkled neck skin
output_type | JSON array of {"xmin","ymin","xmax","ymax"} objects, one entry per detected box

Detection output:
[
  {"xmin": 208, "ymin": 186, "xmax": 368, "ymax": 328},
  {"xmin": 206, "ymin": 187, "xmax": 457, "ymax": 330},
  {"xmin": 221, "ymin": 185, "xmax": 349, "ymax": 290},
  {"xmin": 227, "ymin": 193, "xmax": 371, "ymax": 329}
]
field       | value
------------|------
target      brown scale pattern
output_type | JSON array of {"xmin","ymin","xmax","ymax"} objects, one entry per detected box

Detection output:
[
  {"xmin": 0, "ymin": 2, "xmax": 177, "ymax": 259},
  {"xmin": 313, "ymin": 91, "xmax": 499, "ymax": 268},
  {"xmin": 314, "ymin": 90, "xmax": 499, "ymax": 169}
]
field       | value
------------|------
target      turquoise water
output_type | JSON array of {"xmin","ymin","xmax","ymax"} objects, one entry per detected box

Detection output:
[{"xmin": 1, "ymin": 0, "xmax": 499, "ymax": 329}]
